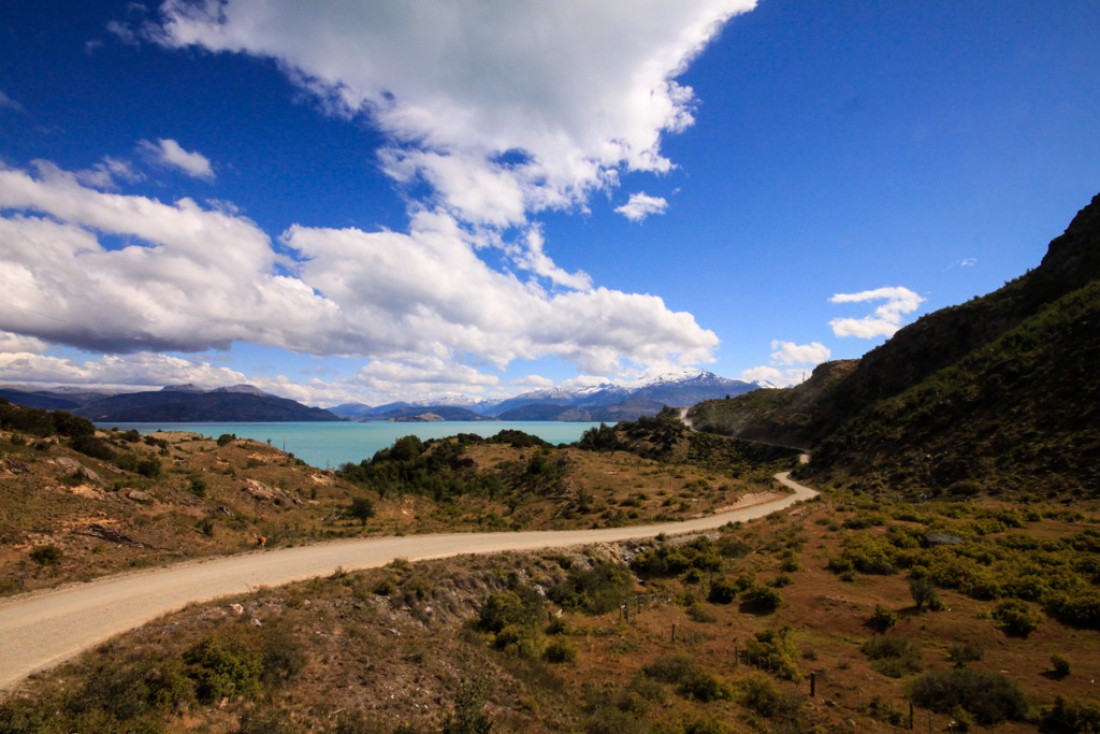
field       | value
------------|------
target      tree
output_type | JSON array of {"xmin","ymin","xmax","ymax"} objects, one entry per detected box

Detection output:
[{"xmin": 348, "ymin": 497, "xmax": 375, "ymax": 526}]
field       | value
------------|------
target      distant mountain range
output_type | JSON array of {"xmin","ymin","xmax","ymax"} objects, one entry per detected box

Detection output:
[
  {"xmin": 0, "ymin": 384, "xmax": 341, "ymax": 423},
  {"xmin": 1, "ymin": 371, "xmax": 760, "ymax": 424},
  {"xmin": 329, "ymin": 369, "xmax": 760, "ymax": 422}
]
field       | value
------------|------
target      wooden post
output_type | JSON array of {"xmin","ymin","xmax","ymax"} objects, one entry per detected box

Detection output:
[
  {"xmin": 810, "ymin": 672, "xmax": 816, "ymax": 697},
  {"xmin": 671, "ymin": 624, "xmax": 676, "ymax": 642},
  {"xmin": 908, "ymin": 703, "xmax": 913, "ymax": 730}
]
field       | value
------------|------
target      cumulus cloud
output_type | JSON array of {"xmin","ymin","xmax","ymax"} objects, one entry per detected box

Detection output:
[
  {"xmin": 0, "ymin": 161, "xmax": 718, "ymax": 385},
  {"xmin": 615, "ymin": 192, "xmax": 669, "ymax": 222},
  {"xmin": 0, "ymin": 350, "xmax": 249, "ymax": 390},
  {"xmin": 138, "ymin": 138, "xmax": 215, "ymax": 180},
  {"xmin": 739, "ymin": 340, "xmax": 829, "ymax": 387},
  {"xmin": 150, "ymin": 0, "xmax": 754, "ymax": 225},
  {"xmin": 828, "ymin": 286, "xmax": 925, "ymax": 339},
  {"xmin": 769, "ymin": 340, "xmax": 830, "ymax": 366}
]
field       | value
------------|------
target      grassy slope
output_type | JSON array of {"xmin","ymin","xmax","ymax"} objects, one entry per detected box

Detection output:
[
  {"xmin": 0, "ymin": 407, "xmax": 790, "ymax": 596},
  {"xmin": 3, "ymin": 494, "xmax": 1098, "ymax": 733}
]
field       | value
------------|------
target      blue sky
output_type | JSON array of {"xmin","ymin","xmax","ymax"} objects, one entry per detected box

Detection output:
[{"xmin": 1, "ymin": 0, "xmax": 1098, "ymax": 406}]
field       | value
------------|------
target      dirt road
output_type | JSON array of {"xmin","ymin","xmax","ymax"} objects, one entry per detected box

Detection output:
[{"xmin": 0, "ymin": 473, "xmax": 815, "ymax": 691}]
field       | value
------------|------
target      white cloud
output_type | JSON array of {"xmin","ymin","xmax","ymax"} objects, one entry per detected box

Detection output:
[
  {"xmin": 512, "ymin": 374, "xmax": 555, "ymax": 389},
  {"xmin": 0, "ymin": 330, "xmax": 49, "ymax": 355},
  {"xmin": 75, "ymin": 156, "xmax": 144, "ymax": 190},
  {"xmin": 151, "ymin": 0, "xmax": 755, "ymax": 225},
  {"xmin": 960, "ymin": 258, "xmax": 977, "ymax": 267},
  {"xmin": 828, "ymin": 286, "xmax": 925, "ymax": 339},
  {"xmin": 0, "ymin": 161, "xmax": 718, "ymax": 391},
  {"xmin": 615, "ymin": 192, "xmax": 669, "ymax": 222},
  {"xmin": 0, "ymin": 350, "xmax": 250, "ymax": 391},
  {"xmin": 138, "ymin": 138, "xmax": 215, "ymax": 180},
  {"xmin": 769, "ymin": 340, "xmax": 830, "ymax": 366}
]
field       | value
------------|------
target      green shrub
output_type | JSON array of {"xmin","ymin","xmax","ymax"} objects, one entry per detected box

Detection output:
[
  {"xmin": 677, "ymin": 670, "xmax": 730, "ymax": 702},
  {"xmin": 217, "ymin": 433, "xmax": 236, "ymax": 446},
  {"xmin": 1050, "ymin": 654, "xmax": 1072, "ymax": 679},
  {"xmin": 70, "ymin": 433, "xmax": 115, "ymax": 460},
  {"xmin": 549, "ymin": 559, "xmax": 633, "ymax": 614},
  {"xmin": 744, "ymin": 628, "xmax": 800, "ymax": 681},
  {"xmin": 188, "ymin": 477, "xmax": 207, "ymax": 497},
  {"xmin": 992, "ymin": 599, "xmax": 1042, "ymax": 637},
  {"xmin": 707, "ymin": 577, "xmax": 737, "ymax": 605},
  {"xmin": 740, "ymin": 673, "xmax": 802, "ymax": 720},
  {"xmin": 1039, "ymin": 696, "xmax": 1100, "ymax": 733},
  {"xmin": 867, "ymin": 604, "xmax": 898, "ymax": 632},
  {"xmin": 740, "ymin": 585, "xmax": 782, "ymax": 614},
  {"xmin": 865, "ymin": 695, "xmax": 907, "ymax": 726},
  {"xmin": 183, "ymin": 630, "xmax": 264, "ymax": 703},
  {"xmin": 909, "ymin": 576, "xmax": 942, "ymax": 611},
  {"xmin": 543, "ymin": 639, "xmax": 577, "ymax": 664},
  {"xmin": 643, "ymin": 655, "xmax": 697, "ymax": 684},
  {"xmin": 908, "ymin": 669, "xmax": 1027, "ymax": 726},
  {"xmin": 947, "ymin": 642, "xmax": 983, "ymax": 668},
  {"xmin": 862, "ymin": 635, "xmax": 923, "ymax": 678},
  {"xmin": 29, "ymin": 544, "xmax": 62, "ymax": 565}
]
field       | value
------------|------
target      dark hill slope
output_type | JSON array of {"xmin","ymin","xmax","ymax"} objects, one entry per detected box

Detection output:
[
  {"xmin": 75, "ymin": 390, "xmax": 340, "ymax": 422},
  {"xmin": 815, "ymin": 277, "xmax": 1100, "ymax": 497},
  {"xmin": 690, "ymin": 192, "xmax": 1100, "ymax": 497}
]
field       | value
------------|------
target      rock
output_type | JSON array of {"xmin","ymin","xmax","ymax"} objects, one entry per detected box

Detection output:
[
  {"xmin": 50, "ymin": 457, "xmax": 102, "ymax": 484},
  {"xmin": 242, "ymin": 479, "xmax": 303, "ymax": 507},
  {"xmin": 126, "ymin": 490, "xmax": 153, "ymax": 504},
  {"xmin": 229, "ymin": 603, "xmax": 244, "ymax": 615}
]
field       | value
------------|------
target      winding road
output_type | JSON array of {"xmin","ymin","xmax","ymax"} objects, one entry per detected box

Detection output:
[{"xmin": 0, "ymin": 472, "xmax": 816, "ymax": 691}]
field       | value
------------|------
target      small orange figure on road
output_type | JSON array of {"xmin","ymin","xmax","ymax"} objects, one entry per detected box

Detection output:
[{"xmin": 257, "ymin": 536, "xmax": 267, "ymax": 549}]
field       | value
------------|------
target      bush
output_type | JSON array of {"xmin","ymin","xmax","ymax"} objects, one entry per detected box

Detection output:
[
  {"xmin": 707, "ymin": 577, "xmax": 737, "ymax": 605},
  {"xmin": 29, "ymin": 544, "xmax": 62, "ymax": 565},
  {"xmin": 70, "ymin": 433, "xmax": 115, "ymax": 460},
  {"xmin": 947, "ymin": 642, "xmax": 983, "ymax": 668},
  {"xmin": 549, "ymin": 559, "xmax": 634, "ymax": 614},
  {"xmin": 862, "ymin": 635, "xmax": 923, "ymax": 678},
  {"xmin": 867, "ymin": 604, "xmax": 898, "ymax": 632},
  {"xmin": 740, "ymin": 585, "xmax": 782, "ymax": 614},
  {"xmin": 678, "ymin": 670, "xmax": 730, "ymax": 702},
  {"xmin": 643, "ymin": 655, "xmax": 697, "ymax": 684},
  {"xmin": 740, "ymin": 673, "xmax": 802, "ymax": 720},
  {"xmin": 183, "ymin": 630, "xmax": 264, "ymax": 703},
  {"xmin": 744, "ymin": 628, "xmax": 800, "ymax": 681},
  {"xmin": 908, "ymin": 669, "xmax": 1027, "ymax": 726},
  {"xmin": 1050, "ymin": 654, "xmax": 1072, "ymax": 679},
  {"xmin": 348, "ymin": 496, "xmax": 375, "ymax": 525},
  {"xmin": 217, "ymin": 433, "xmax": 236, "ymax": 446},
  {"xmin": 188, "ymin": 477, "xmax": 207, "ymax": 497},
  {"xmin": 1039, "ymin": 696, "xmax": 1100, "ymax": 733},
  {"xmin": 992, "ymin": 599, "xmax": 1042, "ymax": 637},
  {"xmin": 543, "ymin": 639, "xmax": 577, "ymax": 664},
  {"xmin": 909, "ymin": 576, "xmax": 942, "ymax": 611}
]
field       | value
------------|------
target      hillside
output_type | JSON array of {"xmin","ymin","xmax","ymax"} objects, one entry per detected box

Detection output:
[
  {"xmin": 0, "ymin": 401, "xmax": 786, "ymax": 596},
  {"xmin": 689, "ymin": 192, "xmax": 1100, "ymax": 498},
  {"xmin": 74, "ymin": 388, "xmax": 342, "ymax": 422}
]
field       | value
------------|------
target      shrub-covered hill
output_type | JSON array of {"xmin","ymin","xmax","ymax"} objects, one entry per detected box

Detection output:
[
  {"xmin": 0, "ymin": 401, "xmax": 790, "ymax": 596},
  {"xmin": 5, "ymin": 494, "xmax": 1099, "ymax": 733},
  {"xmin": 689, "ymin": 192, "xmax": 1100, "ymax": 499}
]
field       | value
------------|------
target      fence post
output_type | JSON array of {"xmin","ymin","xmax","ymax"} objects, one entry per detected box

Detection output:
[{"xmin": 810, "ymin": 672, "xmax": 816, "ymax": 697}]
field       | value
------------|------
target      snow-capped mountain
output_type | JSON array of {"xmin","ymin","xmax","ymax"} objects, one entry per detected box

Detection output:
[{"xmin": 328, "ymin": 370, "xmax": 761, "ymax": 422}]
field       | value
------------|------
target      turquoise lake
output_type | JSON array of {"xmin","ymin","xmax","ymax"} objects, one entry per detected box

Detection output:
[{"xmin": 104, "ymin": 421, "xmax": 606, "ymax": 470}]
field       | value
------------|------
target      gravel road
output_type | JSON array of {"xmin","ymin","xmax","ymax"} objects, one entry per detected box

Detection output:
[{"xmin": 0, "ymin": 472, "xmax": 815, "ymax": 690}]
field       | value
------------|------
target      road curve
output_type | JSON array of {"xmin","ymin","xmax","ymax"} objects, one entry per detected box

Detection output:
[{"xmin": 0, "ymin": 473, "xmax": 816, "ymax": 691}]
